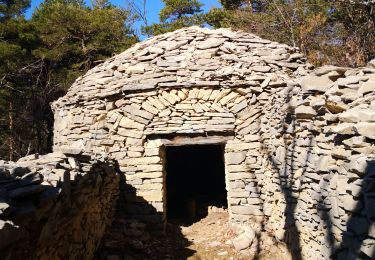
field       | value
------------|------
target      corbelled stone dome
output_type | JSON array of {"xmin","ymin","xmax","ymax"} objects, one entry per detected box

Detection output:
[{"xmin": 54, "ymin": 26, "xmax": 308, "ymax": 108}]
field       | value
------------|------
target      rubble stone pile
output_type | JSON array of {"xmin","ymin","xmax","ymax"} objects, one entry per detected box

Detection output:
[{"xmin": 0, "ymin": 153, "xmax": 119, "ymax": 260}]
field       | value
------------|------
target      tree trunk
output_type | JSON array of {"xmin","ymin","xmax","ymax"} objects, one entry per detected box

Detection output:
[{"xmin": 8, "ymin": 100, "xmax": 14, "ymax": 161}]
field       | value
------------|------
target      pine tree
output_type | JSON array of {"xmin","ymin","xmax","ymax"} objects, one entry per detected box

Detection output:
[
  {"xmin": 0, "ymin": 0, "xmax": 30, "ymax": 20},
  {"xmin": 206, "ymin": 0, "xmax": 375, "ymax": 66},
  {"xmin": 0, "ymin": 0, "xmax": 35, "ymax": 160},
  {"xmin": 0, "ymin": 0, "xmax": 138, "ymax": 160},
  {"xmin": 219, "ymin": 0, "xmax": 243, "ymax": 10},
  {"xmin": 143, "ymin": 0, "xmax": 205, "ymax": 36}
]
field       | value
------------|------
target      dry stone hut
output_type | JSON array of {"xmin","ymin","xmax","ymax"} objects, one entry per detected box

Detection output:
[
  {"xmin": 52, "ymin": 26, "xmax": 308, "ymax": 225},
  {"xmin": 24, "ymin": 26, "xmax": 374, "ymax": 259}
]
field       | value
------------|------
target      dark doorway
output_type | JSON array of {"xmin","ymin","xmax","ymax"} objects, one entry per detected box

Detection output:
[{"xmin": 165, "ymin": 144, "xmax": 227, "ymax": 224}]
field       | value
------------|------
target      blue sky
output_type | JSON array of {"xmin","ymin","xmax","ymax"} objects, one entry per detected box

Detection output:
[{"xmin": 26, "ymin": 0, "xmax": 221, "ymax": 36}]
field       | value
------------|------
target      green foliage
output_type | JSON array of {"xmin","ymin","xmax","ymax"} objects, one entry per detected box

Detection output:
[
  {"xmin": 159, "ymin": 0, "xmax": 202, "ymax": 21},
  {"xmin": 32, "ymin": 0, "xmax": 136, "ymax": 74},
  {"xmin": 143, "ymin": 0, "xmax": 204, "ymax": 36},
  {"xmin": 0, "ymin": 0, "xmax": 137, "ymax": 160},
  {"xmin": 206, "ymin": 0, "xmax": 375, "ymax": 67},
  {"xmin": 219, "ymin": 0, "xmax": 243, "ymax": 10},
  {"xmin": 0, "ymin": 0, "xmax": 30, "ymax": 20}
]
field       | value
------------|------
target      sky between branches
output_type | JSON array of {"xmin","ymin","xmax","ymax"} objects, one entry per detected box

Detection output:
[{"xmin": 26, "ymin": 0, "xmax": 221, "ymax": 37}]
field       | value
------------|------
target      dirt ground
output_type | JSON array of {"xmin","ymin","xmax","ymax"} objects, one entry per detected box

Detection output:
[
  {"xmin": 98, "ymin": 209, "xmax": 291, "ymax": 260},
  {"xmin": 169, "ymin": 210, "xmax": 245, "ymax": 260}
]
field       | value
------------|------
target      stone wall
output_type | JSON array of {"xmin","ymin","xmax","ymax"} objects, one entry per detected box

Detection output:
[
  {"xmin": 257, "ymin": 65, "xmax": 375, "ymax": 259},
  {"xmin": 0, "ymin": 153, "xmax": 119, "ymax": 260}
]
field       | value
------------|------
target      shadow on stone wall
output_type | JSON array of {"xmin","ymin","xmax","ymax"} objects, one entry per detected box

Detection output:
[
  {"xmin": 256, "ymin": 88, "xmax": 307, "ymax": 260},
  {"xmin": 261, "ymin": 83, "xmax": 375, "ymax": 259},
  {"xmin": 98, "ymin": 172, "xmax": 196, "ymax": 259},
  {"xmin": 264, "ymin": 118, "xmax": 305, "ymax": 260},
  {"xmin": 333, "ymin": 160, "xmax": 375, "ymax": 259}
]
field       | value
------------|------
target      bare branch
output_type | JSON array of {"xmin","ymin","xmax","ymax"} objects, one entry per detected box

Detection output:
[{"xmin": 125, "ymin": 0, "xmax": 148, "ymax": 27}]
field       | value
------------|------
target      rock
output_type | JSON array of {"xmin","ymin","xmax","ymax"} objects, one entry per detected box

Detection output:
[
  {"xmin": 358, "ymin": 66, "xmax": 375, "ymax": 85},
  {"xmin": 332, "ymin": 147, "xmax": 351, "ymax": 160},
  {"xmin": 197, "ymin": 38, "xmax": 226, "ymax": 49},
  {"xmin": 325, "ymin": 101, "xmax": 347, "ymax": 114},
  {"xmin": 360, "ymin": 241, "xmax": 375, "ymax": 258},
  {"xmin": 339, "ymin": 108, "xmax": 360, "ymax": 123},
  {"xmin": 9, "ymin": 185, "xmax": 45, "ymax": 199},
  {"xmin": 126, "ymin": 64, "xmax": 146, "ymax": 74},
  {"xmin": 341, "ymin": 194, "xmax": 360, "ymax": 212},
  {"xmin": 26, "ymin": 27, "xmax": 375, "ymax": 260},
  {"xmin": 225, "ymin": 152, "xmax": 246, "ymax": 165},
  {"xmin": 231, "ymin": 205, "xmax": 263, "ymax": 215},
  {"xmin": 8, "ymin": 167, "xmax": 30, "ymax": 177},
  {"xmin": 232, "ymin": 228, "xmax": 255, "ymax": 251},
  {"xmin": 358, "ymin": 108, "xmax": 375, "ymax": 122},
  {"xmin": 314, "ymin": 65, "xmax": 348, "ymax": 76},
  {"xmin": 68, "ymin": 157, "xmax": 79, "ymax": 169},
  {"xmin": 367, "ymin": 59, "xmax": 375, "ymax": 68},
  {"xmin": 252, "ymin": 66, "xmax": 271, "ymax": 73},
  {"xmin": 20, "ymin": 172, "xmax": 43, "ymax": 184},
  {"xmin": 355, "ymin": 122, "xmax": 375, "ymax": 139},
  {"xmin": 0, "ymin": 202, "xmax": 10, "ymax": 214},
  {"xmin": 343, "ymin": 136, "xmax": 367, "ymax": 147},
  {"xmin": 332, "ymin": 123, "xmax": 356, "ymax": 135},
  {"xmin": 337, "ymin": 76, "xmax": 360, "ymax": 86},
  {"xmin": 157, "ymin": 40, "xmax": 188, "ymax": 51},
  {"xmin": 146, "ymin": 46, "xmax": 164, "ymax": 55},
  {"xmin": 300, "ymin": 75, "xmax": 333, "ymax": 92},
  {"xmin": 295, "ymin": 105, "xmax": 317, "ymax": 119}
]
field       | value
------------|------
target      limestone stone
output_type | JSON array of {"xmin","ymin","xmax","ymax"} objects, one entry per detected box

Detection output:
[
  {"xmin": 225, "ymin": 152, "xmax": 246, "ymax": 165},
  {"xmin": 337, "ymin": 76, "xmax": 360, "ymax": 86},
  {"xmin": 295, "ymin": 105, "xmax": 317, "ymax": 119},
  {"xmin": 0, "ymin": 202, "xmax": 10, "ymax": 214},
  {"xmin": 126, "ymin": 64, "xmax": 146, "ymax": 74},
  {"xmin": 231, "ymin": 205, "xmax": 263, "ymax": 215},
  {"xmin": 358, "ymin": 108, "xmax": 375, "ymax": 122},
  {"xmin": 119, "ymin": 117, "xmax": 145, "ymax": 130},
  {"xmin": 196, "ymin": 38, "xmax": 226, "ymax": 49},
  {"xmin": 368, "ymin": 59, "xmax": 375, "ymax": 68},
  {"xmin": 359, "ymin": 80, "xmax": 375, "ymax": 95},
  {"xmin": 252, "ymin": 66, "xmax": 271, "ymax": 73},
  {"xmin": 300, "ymin": 75, "xmax": 333, "ymax": 92},
  {"xmin": 232, "ymin": 228, "xmax": 255, "ymax": 251},
  {"xmin": 355, "ymin": 122, "xmax": 375, "ymax": 139},
  {"xmin": 314, "ymin": 65, "xmax": 348, "ymax": 76},
  {"xmin": 332, "ymin": 123, "xmax": 356, "ymax": 135}
]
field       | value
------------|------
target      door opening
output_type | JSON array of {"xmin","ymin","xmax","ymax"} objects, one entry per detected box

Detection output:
[{"xmin": 165, "ymin": 144, "xmax": 227, "ymax": 224}]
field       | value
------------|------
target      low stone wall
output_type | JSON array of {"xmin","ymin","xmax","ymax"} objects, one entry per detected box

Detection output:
[{"xmin": 0, "ymin": 153, "xmax": 119, "ymax": 260}]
